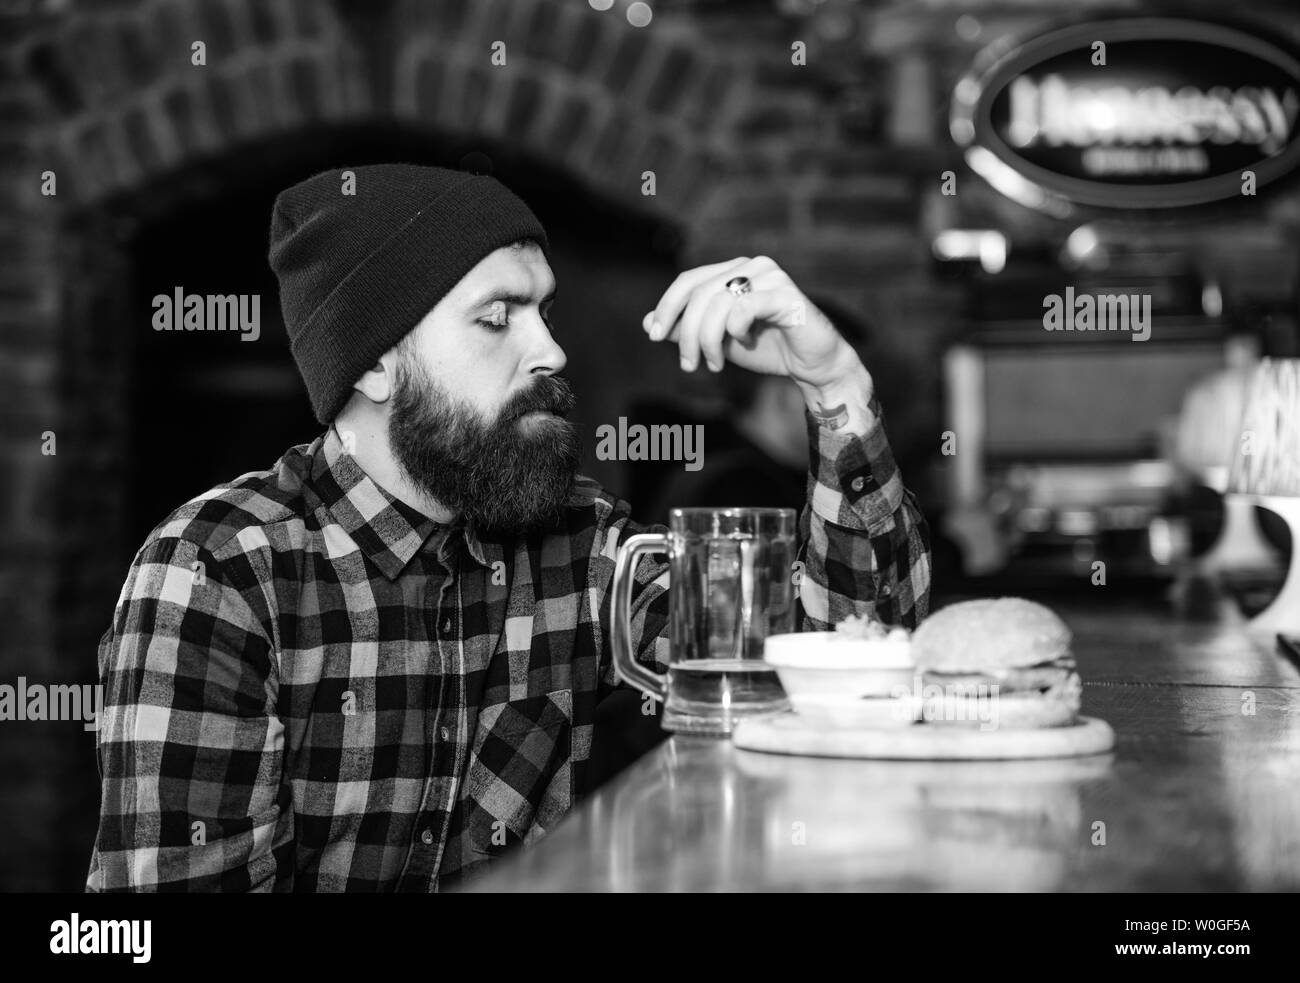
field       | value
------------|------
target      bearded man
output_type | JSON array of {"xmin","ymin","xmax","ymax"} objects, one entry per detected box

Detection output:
[{"xmin": 86, "ymin": 164, "xmax": 930, "ymax": 892}]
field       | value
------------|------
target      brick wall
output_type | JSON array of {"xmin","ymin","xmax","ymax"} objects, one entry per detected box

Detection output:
[{"xmin": 0, "ymin": 0, "xmax": 64, "ymax": 893}]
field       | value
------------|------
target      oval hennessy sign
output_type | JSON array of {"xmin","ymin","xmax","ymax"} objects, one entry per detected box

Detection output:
[{"xmin": 950, "ymin": 18, "xmax": 1300, "ymax": 213}]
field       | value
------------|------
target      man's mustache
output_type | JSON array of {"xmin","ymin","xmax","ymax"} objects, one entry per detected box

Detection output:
[{"xmin": 501, "ymin": 376, "xmax": 576, "ymax": 421}]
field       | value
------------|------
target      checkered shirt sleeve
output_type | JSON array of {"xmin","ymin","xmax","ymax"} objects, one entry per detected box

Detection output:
[{"xmin": 86, "ymin": 536, "xmax": 292, "ymax": 892}]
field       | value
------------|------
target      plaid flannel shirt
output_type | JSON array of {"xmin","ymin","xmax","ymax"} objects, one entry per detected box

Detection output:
[{"xmin": 86, "ymin": 398, "xmax": 929, "ymax": 892}]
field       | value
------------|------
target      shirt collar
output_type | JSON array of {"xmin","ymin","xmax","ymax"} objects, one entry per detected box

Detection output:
[{"xmin": 309, "ymin": 426, "xmax": 502, "ymax": 579}]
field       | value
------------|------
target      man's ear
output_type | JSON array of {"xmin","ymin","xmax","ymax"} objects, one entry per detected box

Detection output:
[{"xmin": 353, "ymin": 358, "xmax": 395, "ymax": 405}]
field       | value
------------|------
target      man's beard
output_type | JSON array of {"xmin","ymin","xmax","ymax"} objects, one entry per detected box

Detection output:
[{"xmin": 387, "ymin": 355, "xmax": 582, "ymax": 537}]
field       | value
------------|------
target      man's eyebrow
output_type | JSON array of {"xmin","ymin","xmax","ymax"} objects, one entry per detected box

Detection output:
[{"xmin": 466, "ymin": 286, "xmax": 557, "ymax": 310}]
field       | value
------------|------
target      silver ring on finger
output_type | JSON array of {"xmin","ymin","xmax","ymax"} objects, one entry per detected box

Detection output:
[{"xmin": 725, "ymin": 276, "xmax": 752, "ymax": 296}]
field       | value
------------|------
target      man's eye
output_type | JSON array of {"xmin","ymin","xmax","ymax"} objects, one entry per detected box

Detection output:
[
  {"xmin": 476, "ymin": 307, "xmax": 554, "ymax": 332},
  {"xmin": 480, "ymin": 301, "xmax": 509, "ymax": 330}
]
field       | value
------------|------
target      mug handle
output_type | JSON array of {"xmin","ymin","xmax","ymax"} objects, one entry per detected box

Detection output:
[{"xmin": 611, "ymin": 532, "xmax": 670, "ymax": 702}]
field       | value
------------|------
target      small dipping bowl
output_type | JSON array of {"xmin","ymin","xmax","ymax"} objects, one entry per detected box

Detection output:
[{"xmin": 763, "ymin": 630, "xmax": 922, "ymax": 728}]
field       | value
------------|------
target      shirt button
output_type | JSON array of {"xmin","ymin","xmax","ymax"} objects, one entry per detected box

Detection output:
[
  {"xmin": 850, "ymin": 476, "xmax": 865, "ymax": 493},
  {"xmin": 442, "ymin": 618, "xmax": 452, "ymax": 633},
  {"xmin": 440, "ymin": 726, "xmax": 450, "ymax": 741},
  {"xmin": 420, "ymin": 828, "xmax": 434, "ymax": 845}
]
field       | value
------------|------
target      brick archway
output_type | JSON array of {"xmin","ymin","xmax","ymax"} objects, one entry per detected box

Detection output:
[{"xmin": 26, "ymin": 0, "xmax": 745, "ymax": 229}]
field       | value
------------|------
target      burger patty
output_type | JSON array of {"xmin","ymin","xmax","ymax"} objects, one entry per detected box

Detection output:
[{"xmin": 921, "ymin": 659, "xmax": 1078, "ymax": 697}]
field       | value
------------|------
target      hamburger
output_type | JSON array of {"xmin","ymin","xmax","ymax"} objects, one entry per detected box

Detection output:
[{"xmin": 909, "ymin": 598, "xmax": 1081, "ymax": 730}]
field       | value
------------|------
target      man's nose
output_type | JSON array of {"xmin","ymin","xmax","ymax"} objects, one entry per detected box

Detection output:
[{"xmin": 525, "ymin": 319, "xmax": 567, "ymax": 376}]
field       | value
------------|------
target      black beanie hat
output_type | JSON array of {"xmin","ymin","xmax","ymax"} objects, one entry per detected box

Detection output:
[{"xmin": 268, "ymin": 163, "xmax": 551, "ymax": 424}]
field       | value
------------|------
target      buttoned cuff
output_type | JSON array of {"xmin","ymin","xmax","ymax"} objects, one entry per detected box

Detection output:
[{"xmin": 807, "ymin": 394, "xmax": 905, "ymax": 533}]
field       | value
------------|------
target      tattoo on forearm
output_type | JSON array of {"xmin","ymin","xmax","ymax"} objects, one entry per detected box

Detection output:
[{"xmin": 813, "ymin": 401, "xmax": 849, "ymax": 431}]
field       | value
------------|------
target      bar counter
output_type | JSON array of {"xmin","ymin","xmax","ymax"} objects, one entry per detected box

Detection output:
[{"xmin": 462, "ymin": 601, "xmax": 1300, "ymax": 892}]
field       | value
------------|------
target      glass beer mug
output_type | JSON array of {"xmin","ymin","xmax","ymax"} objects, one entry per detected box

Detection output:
[{"xmin": 611, "ymin": 508, "xmax": 797, "ymax": 735}]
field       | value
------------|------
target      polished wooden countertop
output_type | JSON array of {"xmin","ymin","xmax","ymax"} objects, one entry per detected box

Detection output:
[{"xmin": 462, "ymin": 600, "xmax": 1300, "ymax": 891}]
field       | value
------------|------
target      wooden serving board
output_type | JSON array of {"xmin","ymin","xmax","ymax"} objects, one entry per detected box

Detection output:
[{"xmin": 731, "ymin": 714, "xmax": 1115, "ymax": 760}]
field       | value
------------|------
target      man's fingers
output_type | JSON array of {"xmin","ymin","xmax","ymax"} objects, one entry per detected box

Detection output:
[
  {"xmin": 675, "ymin": 288, "xmax": 711, "ymax": 371},
  {"xmin": 650, "ymin": 257, "xmax": 749, "ymax": 340},
  {"xmin": 680, "ymin": 267, "xmax": 767, "ymax": 371},
  {"xmin": 726, "ymin": 284, "xmax": 800, "ymax": 331},
  {"xmin": 679, "ymin": 274, "xmax": 741, "ymax": 371},
  {"xmin": 689, "ymin": 291, "xmax": 730, "ymax": 372},
  {"xmin": 724, "ymin": 296, "xmax": 756, "ymax": 339},
  {"xmin": 643, "ymin": 258, "xmax": 795, "ymax": 373}
]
